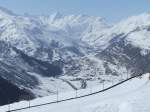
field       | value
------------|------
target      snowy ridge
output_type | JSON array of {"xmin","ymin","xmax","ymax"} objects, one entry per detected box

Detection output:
[{"xmin": 1, "ymin": 7, "xmax": 150, "ymax": 105}]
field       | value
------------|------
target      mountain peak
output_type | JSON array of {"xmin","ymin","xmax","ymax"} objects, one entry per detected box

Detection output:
[
  {"xmin": 50, "ymin": 12, "xmax": 63, "ymax": 20},
  {"xmin": 0, "ymin": 6, "xmax": 15, "ymax": 15}
]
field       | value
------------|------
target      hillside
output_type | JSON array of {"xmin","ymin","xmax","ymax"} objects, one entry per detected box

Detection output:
[
  {"xmin": 0, "ymin": 7, "xmax": 150, "ymax": 105},
  {"xmin": 0, "ymin": 73, "xmax": 149, "ymax": 112}
]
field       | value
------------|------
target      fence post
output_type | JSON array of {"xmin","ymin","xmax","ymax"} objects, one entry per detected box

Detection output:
[
  {"xmin": 127, "ymin": 70, "xmax": 129, "ymax": 79},
  {"xmin": 29, "ymin": 95, "xmax": 31, "ymax": 108},
  {"xmin": 57, "ymin": 89, "xmax": 59, "ymax": 103},
  {"xmin": 75, "ymin": 89, "xmax": 78, "ymax": 98},
  {"xmin": 8, "ymin": 99, "xmax": 10, "ymax": 112},
  {"xmin": 121, "ymin": 74, "xmax": 123, "ymax": 80},
  {"xmin": 102, "ymin": 81, "xmax": 104, "ymax": 90}
]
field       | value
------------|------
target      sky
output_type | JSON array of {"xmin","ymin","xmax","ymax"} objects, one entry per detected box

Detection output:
[{"xmin": 0, "ymin": 0, "xmax": 150, "ymax": 22}]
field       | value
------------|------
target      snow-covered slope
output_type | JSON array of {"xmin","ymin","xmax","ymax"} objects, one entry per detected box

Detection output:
[
  {"xmin": 69, "ymin": 13, "xmax": 150, "ymax": 87},
  {"xmin": 0, "ymin": 8, "xmax": 109, "ymax": 58},
  {"xmin": 0, "ymin": 73, "xmax": 149, "ymax": 112},
  {"xmin": 1, "ymin": 6, "xmax": 150, "ymax": 105},
  {"xmin": 0, "ymin": 7, "xmax": 111, "ymax": 104},
  {"xmin": 111, "ymin": 13, "xmax": 150, "ymax": 51}
]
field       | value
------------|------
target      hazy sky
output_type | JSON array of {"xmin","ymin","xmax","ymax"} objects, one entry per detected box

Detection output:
[{"xmin": 0, "ymin": 0, "xmax": 150, "ymax": 22}]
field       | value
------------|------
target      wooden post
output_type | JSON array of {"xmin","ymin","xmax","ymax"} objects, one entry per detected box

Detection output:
[
  {"xmin": 103, "ymin": 81, "xmax": 104, "ymax": 90},
  {"xmin": 127, "ymin": 69, "xmax": 129, "ymax": 79},
  {"xmin": 8, "ymin": 100, "xmax": 10, "ymax": 112},
  {"xmin": 75, "ymin": 89, "xmax": 77, "ymax": 98},
  {"xmin": 29, "ymin": 95, "xmax": 31, "ymax": 108},
  {"xmin": 57, "ymin": 89, "xmax": 59, "ymax": 103}
]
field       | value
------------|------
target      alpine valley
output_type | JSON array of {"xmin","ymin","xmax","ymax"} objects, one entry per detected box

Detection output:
[{"xmin": 0, "ymin": 7, "xmax": 150, "ymax": 105}]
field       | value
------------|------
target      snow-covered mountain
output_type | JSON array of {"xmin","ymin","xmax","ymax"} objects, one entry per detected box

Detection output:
[
  {"xmin": 0, "ymin": 7, "xmax": 150, "ymax": 105},
  {"xmin": 61, "ymin": 13, "xmax": 150, "ymax": 89},
  {"xmin": 0, "ymin": 7, "xmax": 110, "ymax": 104}
]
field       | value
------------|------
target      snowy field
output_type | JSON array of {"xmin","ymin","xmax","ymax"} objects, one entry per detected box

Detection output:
[{"xmin": 0, "ymin": 74, "xmax": 150, "ymax": 112}]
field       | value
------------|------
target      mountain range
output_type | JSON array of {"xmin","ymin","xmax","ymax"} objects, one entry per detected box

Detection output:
[{"xmin": 0, "ymin": 7, "xmax": 150, "ymax": 105}]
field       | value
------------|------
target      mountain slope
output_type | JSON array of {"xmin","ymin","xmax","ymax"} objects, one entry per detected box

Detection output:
[
  {"xmin": 0, "ymin": 7, "xmax": 110, "ymax": 104},
  {"xmin": 0, "ymin": 7, "xmax": 150, "ymax": 106},
  {"xmin": 64, "ymin": 13, "xmax": 150, "ymax": 89}
]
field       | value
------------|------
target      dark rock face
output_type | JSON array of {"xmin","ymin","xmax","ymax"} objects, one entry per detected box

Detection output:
[
  {"xmin": 97, "ymin": 35, "xmax": 150, "ymax": 77},
  {"xmin": 0, "ymin": 76, "xmax": 34, "ymax": 106},
  {"xmin": 0, "ymin": 61, "xmax": 37, "ymax": 106},
  {"xmin": 0, "ymin": 61, "xmax": 39, "ymax": 88},
  {"xmin": 0, "ymin": 41, "xmax": 63, "ymax": 106},
  {"xmin": 13, "ymin": 47, "xmax": 63, "ymax": 77}
]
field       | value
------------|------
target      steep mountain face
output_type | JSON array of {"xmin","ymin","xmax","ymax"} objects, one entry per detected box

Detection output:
[
  {"xmin": 0, "ymin": 7, "xmax": 110, "ymax": 105},
  {"xmin": 62, "ymin": 13, "xmax": 150, "ymax": 89},
  {"xmin": 0, "ymin": 7, "xmax": 150, "ymax": 105},
  {"xmin": 0, "ymin": 75, "xmax": 34, "ymax": 106},
  {"xmin": 97, "ymin": 13, "xmax": 150, "ymax": 76}
]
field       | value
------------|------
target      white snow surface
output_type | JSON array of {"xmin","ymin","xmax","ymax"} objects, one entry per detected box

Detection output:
[
  {"xmin": 92, "ymin": 13, "xmax": 150, "ymax": 52},
  {"xmin": 0, "ymin": 8, "xmax": 150, "ymax": 56},
  {"xmin": 0, "ymin": 8, "xmax": 150, "ymax": 111},
  {"xmin": 28, "ymin": 72, "xmax": 74, "ymax": 96},
  {"xmin": 0, "ymin": 8, "xmax": 109, "ymax": 55},
  {"xmin": 0, "ymin": 73, "xmax": 150, "ymax": 112}
]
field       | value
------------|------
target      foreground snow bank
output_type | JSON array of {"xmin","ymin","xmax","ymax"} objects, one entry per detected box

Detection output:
[{"xmin": 0, "ymin": 73, "xmax": 150, "ymax": 112}]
